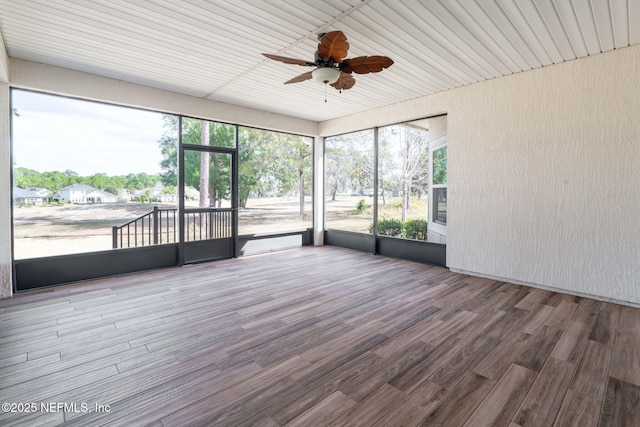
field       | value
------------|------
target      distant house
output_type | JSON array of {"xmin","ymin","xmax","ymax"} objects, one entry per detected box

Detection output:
[
  {"xmin": 58, "ymin": 184, "xmax": 117, "ymax": 204},
  {"xmin": 150, "ymin": 182, "xmax": 176, "ymax": 203},
  {"xmin": 117, "ymin": 188, "xmax": 133, "ymax": 202},
  {"xmin": 13, "ymin": 187, "xmax": 45, "ymax": 205},
  {"xmin": 132, "ymin": 183, "xmax": 176, "ymax": 203},
  {"xmin": 27, "ymin": 187, "xmax": 52, "ymax": 199}
]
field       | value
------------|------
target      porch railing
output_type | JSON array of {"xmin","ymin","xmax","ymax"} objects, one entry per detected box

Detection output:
[
  {"xmin": 112, "ymin": 206, "xmax": 234, "ymax": 249},
  {"xmin": 112, "ymin": 206, "xmax": 177, "ymax": 249},
  {"xmin": 184, "ymin": 208, "xmax": 233, "ymax": 241}
]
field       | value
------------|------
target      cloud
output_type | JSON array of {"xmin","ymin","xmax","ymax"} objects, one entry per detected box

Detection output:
[{"xmin": 12, "ymin": 90, "xmax": 173, "ymax": 176}]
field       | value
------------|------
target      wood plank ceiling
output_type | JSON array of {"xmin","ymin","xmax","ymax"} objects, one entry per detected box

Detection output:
[{"xmin": 0, "ymin": 0, "xmax": 638, "ymax": 122}]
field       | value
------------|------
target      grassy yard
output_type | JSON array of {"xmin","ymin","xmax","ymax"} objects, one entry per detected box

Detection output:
[
  {"xmin": 325, "ymin": 195, "xmax": 428, "ymax": 233},
  {"xmin": 13, "ymin": 202, "xmax": 172, "ymax": 259},
  {"xmin": 13, "ymin": 195, "xmax": 426, "ymax": 259},
  {"xmin": 13, "ymin": 197, "xmax": 313, "ymax": 259}
]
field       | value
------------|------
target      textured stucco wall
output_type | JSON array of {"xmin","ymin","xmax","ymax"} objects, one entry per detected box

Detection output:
[
  {"xmin": 0, "ymin": 31, "xmax": 8, "ymax": 83},
  {"xmin": 0, "ymin": 32, "xmax": 11, "ymax": 298},
  {"xmin": 0, "ymin": 83, "xmax": 11, "ymax": 298},
  {"xmin": 321, "ymin": 44, "xmax": 640, "ymax": 305},
  {"xmin": 447, "ymin": 44, "xmax": 640, "ymax": 305}
]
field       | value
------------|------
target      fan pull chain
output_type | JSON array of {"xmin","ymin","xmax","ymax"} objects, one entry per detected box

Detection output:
[{"xmin": 325, "ymin": 84, "xmax": 328, "ymax": 103}]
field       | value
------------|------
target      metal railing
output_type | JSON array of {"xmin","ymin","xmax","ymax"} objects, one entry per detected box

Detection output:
[
  {"xmin": 184, "ymin": 208, "xmax": 233, "ymax": 241},
  {"xmin": 112, "ymin": 206, "xmax": 177, "ymax": 249},
  {"xmin": 112, "ymin": 206, "xmax": 233, "ymax": 249}
]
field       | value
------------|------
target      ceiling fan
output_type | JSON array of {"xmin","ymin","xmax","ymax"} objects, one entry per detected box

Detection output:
[{"xmin": 262, "ymin": 31, "xmax": 393, "ymax": 91}]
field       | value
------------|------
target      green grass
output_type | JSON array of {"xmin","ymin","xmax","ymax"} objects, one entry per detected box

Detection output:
[{"xmin": 378, "ymin": 196, "xmax": 428, "ymax": 221}]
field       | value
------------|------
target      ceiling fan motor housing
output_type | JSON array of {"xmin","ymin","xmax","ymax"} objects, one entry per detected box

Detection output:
[{"xmin": 312, "ymin": 67, "xmax": 341, "ymax": 84}]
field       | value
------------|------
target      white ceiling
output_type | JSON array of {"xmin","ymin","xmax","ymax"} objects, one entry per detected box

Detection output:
[{"xmin": 0, "ymin": 0, "xmax": 638, "ymax": 122}]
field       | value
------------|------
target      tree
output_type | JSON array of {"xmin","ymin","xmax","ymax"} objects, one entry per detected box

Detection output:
[
  {"xmin": 104, "ymin": 186, "xmax": 119, "ymax": 196},
  {"xmin": 378, "ymin": 125, "xmax": 429, "ymax": 221},
  {"xmin": 295, "ymin": 141, "xmax": 312, "ymax": 216},
  {"xmin": 432, "ymin": 146, "xmax": 447, "ymax": 185},
  {"xmin": 257, "ymin": 131, "xmax": 311, "ymax": 215},
  {"xmin": 121, "ymin": 172, "xmax": 160, "ymax": 190},
  {"xmin": 13, "ymin": 167, "xmax": 161, "ymax": 198},
  {"xmin": 158, "ymin": 118, "xmax": 311, "ymax": 215},
  {"xmin": 238, "ymin": 127, "xmax": 311, "ymax": 214},
  {"xmin": 377, "ymin": 131, "xmax": 394, "ymax": 206},
  {"xmin": 325, "ymin": 131, "xmax": 374, "ymax": 201},
  {"xmin": 158, "ymin": 115, "xmax": 179, "ymax": 188},
  {"xmin": 237, "ymin": 127, "xmax": 264, "ymax": 207},
  {"xmin": 13, "ymin": 167, "xmax": 42, "ymax": 189},
  {"xmin": 88, "ymin": 173, "xmax": 110, "ymax": 190},
  {"xmin": 199, "ymin": 121, "xmax": 210, "ymax": 207},
  {"xmin": 179, "ymin": 117, "xmax": 232, "ymax": 207},
  {"xmin": 326, "ymin": 136, "xmax": 351, "ymax": 200}
]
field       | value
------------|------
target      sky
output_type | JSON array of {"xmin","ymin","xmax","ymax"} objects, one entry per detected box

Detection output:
[{"xmin": 11, "ymin": 90, "xmax": 171, "ymax": 176}]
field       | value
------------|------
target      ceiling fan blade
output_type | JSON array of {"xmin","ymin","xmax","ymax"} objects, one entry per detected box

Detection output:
[
  {"xmin": 317, "ymin": 31, "xmax": 349, "ymax": 63},
  {"xmin": 262, "ymin": 53, "xmax": 315, "ymax": 66},
  {"xmin": 341, "ymin": 56, "xmax": 394, "ymax": 74},
  {"xmin": 331, "ymin": 72, "xmax": 356, "ymax": 90},
  {"xmin": 284, "ymin": 71, "xmax": 313, "ymax": 84}
]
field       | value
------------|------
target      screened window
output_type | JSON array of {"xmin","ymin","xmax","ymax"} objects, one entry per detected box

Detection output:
[
  {"xmin": 377, "ymin": 123, "xmax": 430, "ymax": 240},
  {"xmin": 237, "ymin": 127, "xmax": 312, "ymax": 235},
  {"xmin": 428, "ymin": 116, "xmax": 448, "ymax": 241},
  {"xmin": 324, "ymin": 115, "xmax": 446, "ymax": 244},
  {"xmin": 432, "ymin": 146, "xmax": 447, "ymax": 226},
  {"xmin": 12, "ymin": 90, "xmax": 178, "ymax": 259},
  {"xmin": 180, "ymin": 118, "xmax": 233, "ymax": 210},
  {"xmin": 325, "ymin": 130, "xmax": 375, "ymax": 233},
  {"xmin": 181, "ymin": 118, "xmax": 235, "ymax": 148}
]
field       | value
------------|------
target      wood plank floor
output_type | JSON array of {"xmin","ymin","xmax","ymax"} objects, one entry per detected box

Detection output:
[{"xmin": 1, "ymin": 246, "xmax": 639, "ymax": 426}]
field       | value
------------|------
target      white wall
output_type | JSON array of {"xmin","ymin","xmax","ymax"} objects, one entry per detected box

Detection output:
[
  {"xmin": 0, "ymin": 83, "xmax": 11, "ymax": 298},
  {"xmin": 321, "ymin": 44, "xmax": 640, "ymax": 306},
  {"xmin": 0, "ymin": 30, "xmax": 11, "ymax": 298},
  {"xmin": 0, "ymin": 31, "xmax": 8, "ymax": 83}
]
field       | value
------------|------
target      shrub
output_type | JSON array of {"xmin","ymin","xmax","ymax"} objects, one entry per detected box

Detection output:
[
  {"xmin": 376, "ymin": 218, "xmax": 404, "ymax": 237},
  {"xmin": 354, "ymin": 199, "xmax": 371, "ymax": 214},
  {"xmin": 403, "ymin": 219, "xmax": 428, "ymax": 241},
  {"xmin": 369, "ymin": 218, "xmax": 428, "ymax": 241}
]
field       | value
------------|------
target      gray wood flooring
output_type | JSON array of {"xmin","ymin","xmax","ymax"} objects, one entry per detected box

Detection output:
[{"xmin": 0, "ymin": 246, "xmax": 638, "ymax": 426}]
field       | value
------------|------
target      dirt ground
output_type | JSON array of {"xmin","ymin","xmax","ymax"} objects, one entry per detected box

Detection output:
[
  {"xmin": 12, "ymin": 195, "xmax": 425, "ymax": 259},
  {"xmin": 13, "ymin": 198, "xmax": 314, "ymax": 259}
]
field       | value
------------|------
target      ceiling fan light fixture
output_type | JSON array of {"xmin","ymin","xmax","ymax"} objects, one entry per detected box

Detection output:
[
  {"xmin": 263, "ymin": 31, "xmax": 393, "ymax": 92},
  {"xmin": 312, "ymin": 67, "xmax": 340, "ymax": 85}
]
